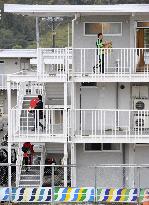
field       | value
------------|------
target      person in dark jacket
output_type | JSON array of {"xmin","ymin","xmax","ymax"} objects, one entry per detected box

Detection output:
[{"xmin": 31, "ymin": 95, "xmax": 45, "ymax": 131}]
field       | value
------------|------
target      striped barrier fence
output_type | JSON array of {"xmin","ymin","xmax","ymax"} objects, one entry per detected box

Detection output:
[
  {"xmin": 54, "ymin": 187, "xmax": 95, "ymax": 202},
  {"xmin": 140, "ymin": 189, "xmax": 149, "ymax": 203},
  {"xmin": 1, "ymin": 187, "xmax": 149, "ymax": 203},
  {"xmin": 0, "ymin": 188, "xmax": 9, "ymax": 202},
  {"xmin": 96, "ymin": 188, "xmax": 138, "ymax": 203},
  {"xmin": 0, "ymin": 187, "xmax": 52, "ymax": 203}
]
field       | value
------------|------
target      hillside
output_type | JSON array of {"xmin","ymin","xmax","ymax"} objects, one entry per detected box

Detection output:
[{"xmin": 0, "ymin": 0, "xmax": 148, "ymax": 48}]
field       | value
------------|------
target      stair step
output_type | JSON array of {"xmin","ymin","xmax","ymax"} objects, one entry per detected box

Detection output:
[
  {"xmin": 21, "ymin": 175, "xmax": 40, "ymax": 180},
  {"xmin": 19, "ymin": 185, "xmax": 39, "ymax": 187},
  {"xmin": 19, "ymin": 181, "xmax": 40, "ymax": 185},
  {"xmin": 20, "ymin": 179, "xmax": 40, "ymax": 182}
]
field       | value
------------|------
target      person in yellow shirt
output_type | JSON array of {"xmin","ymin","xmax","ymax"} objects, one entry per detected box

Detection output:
[{"xmin": 96, "ymin": 33, "xmax": 104, "ymax": 73}]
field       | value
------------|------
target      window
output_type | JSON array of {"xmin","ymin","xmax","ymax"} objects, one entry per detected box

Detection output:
[
  {"xmin": 0, "ymin": 61, "xmax": 4, "ymax": 63},
  {"xmin": 81, "ymin": 82, "xmax": 97, "ymax": 87},
  {"xmin": 137, "ymin": 22, "xmax": 149, "ymax": 28},
  {"xmin": 84, "ymin": 143, "xmax": 121, "ymax": 152},
  {"xmin": 84, "ymin": 22, "xmax": 122, "ymax": 36}
]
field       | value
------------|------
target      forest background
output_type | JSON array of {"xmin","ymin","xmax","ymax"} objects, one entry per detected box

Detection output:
[{"xmin": 0, "ymin": 0, "xmax": 148, "ymax": 48}]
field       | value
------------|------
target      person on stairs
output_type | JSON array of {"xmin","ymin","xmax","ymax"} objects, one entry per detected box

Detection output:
[{"xmin": 31, "ymin": 95, "xmax": 45, "ymax": 131}]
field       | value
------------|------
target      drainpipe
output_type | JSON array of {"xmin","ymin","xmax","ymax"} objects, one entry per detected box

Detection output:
[
  {"xmin": 71, "ymin": 13, "xmax": 78, "ymax": 187},
  {"xmin": 72, "ymin": 13, "xmax": 77, "ymax": 78},
  {"xmin": 36, "ymin": 16, "xmax": 39, "ymax": 48},
  {"xmin": 116, "ymin": 82, "xmax": 126, "ymax": 186},
  {"xmin": 122, "ymin": 144, "xmax": 126, "ymax": 187}
]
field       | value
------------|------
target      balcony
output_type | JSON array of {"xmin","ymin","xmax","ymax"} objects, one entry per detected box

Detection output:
[
  {"xmin": 10, "ymin": 108, "xmax": 66, "ymax": 143},
  {"xmin": 7, "ymin": 48, "xmax": 149, "ymax": 83},
  {"xmin": 72, "ymin": 48, "xmax": 149, "ymax": 82},
  {"xmin": 68, "ymin": 109, "xmax": 149, "ymax": 143}
]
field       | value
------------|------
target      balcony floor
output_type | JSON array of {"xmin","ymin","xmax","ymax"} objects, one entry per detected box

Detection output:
[
  {"xmin": 71, "ymin": 73, "xmax": 149, "ymax": 82},
  {"xmin": 70, "ymin": 129, "xmax": 149, "ymax": 143},
  {"xmin": 11, "ymin": 129, "xmax": 66, "ymax": 143}
]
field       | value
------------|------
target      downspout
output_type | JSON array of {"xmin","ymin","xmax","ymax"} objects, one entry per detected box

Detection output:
[
  {"xmin": 36, "ymin": 16, "xmax": 39, "ymax": 48},
  {"xmin": 72, "ymin": 13, "xmax": 77, "ymax": 76},
  {"xmin": 71, "ymin": 13, "xmax": 78, "ymax": 187},
  {"xmin": 116, "ymin": 83, "xmax": 125, "ymax": 186},
  {"xmin": 122, "ymin": 144, "xmax": 126, "ymax": 187}
]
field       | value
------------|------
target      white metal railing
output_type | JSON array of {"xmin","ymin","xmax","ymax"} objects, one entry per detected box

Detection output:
[
  {"xmin": 72, "ymin": 48, "xmax": 149, "ymax": 79},
  {"xmin": 26, "ymin": 82, "xmax": 45, "ymax": 95},
  {"xmin": 15, "ymin": 82, "xmax": 27, "ymax": 134},
  {"xmin": 69, "ymin": 109, "xmax": 149, "ymax": 141},
  {"xmin": 10, "ymin": 109, "xmax": 64, "ymax": 141},
  {"xmin": 37, "ymin": 48, "xmax": 72, "ymax": 79},
  {"xmin": 4, "ymin": 48, "xmax": 149, "ymax": 82}
]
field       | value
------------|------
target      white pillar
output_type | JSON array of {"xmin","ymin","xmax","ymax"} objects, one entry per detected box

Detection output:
[
  {"xmin": 71, "ymin": 143, "xmax": 76, "ymax": 187},
  {"xmin": 64, "ymin": 82, "xmax": 68, "ymax": 187},
  {"xmin": 7, "ymin": 78, "xmax": 12, "ymax": 191},
  {"xmin": 128, "ymin": 144, "xmax": 135, "ymax": 187},
  {"xmin": 70, "ymin": 82, "xmax": 77, "ymax": 187}
]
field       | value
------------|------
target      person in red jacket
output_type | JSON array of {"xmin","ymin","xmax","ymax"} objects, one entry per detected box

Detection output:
[{"xmin": 22, "ymin": 142, "xmax": 34, "ymax": 165}]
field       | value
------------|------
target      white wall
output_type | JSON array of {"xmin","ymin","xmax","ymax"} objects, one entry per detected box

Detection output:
[
  {"xmin": 0, "ymin": 58, "xmax": 31, "ymax": 74},
  {"xmin": 135, "ymin": 145, "xmax": 149, "ymax": 188},
  {"xmin": 76, "ymin": 143, "xmax": 123, "ymax": 187},
  {"xmin": 74, "ymin": 15, "xmax": 130, "ymax": 48},
  {"xmin": 0, "ymin": 90, "xmax": 17, "ymax": 114},
  {"xmin": 80, "ymin": 83, "xmax": 131, "ymax": 130}
]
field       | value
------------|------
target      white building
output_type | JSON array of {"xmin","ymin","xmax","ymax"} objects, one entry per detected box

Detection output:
[{"xmin": 1, "ymin": 3, "xmax": 149, "ymax": 190}]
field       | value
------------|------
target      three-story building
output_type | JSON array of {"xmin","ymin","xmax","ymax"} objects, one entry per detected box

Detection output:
[{"xmin": 3, "ymin": 3, "xmax": 149, "ymax": 189}]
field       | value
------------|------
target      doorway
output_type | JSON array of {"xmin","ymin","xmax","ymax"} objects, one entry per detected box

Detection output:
[{"xmin": 136, "ymin": 22, "xmax": 149, "ymax": 71}]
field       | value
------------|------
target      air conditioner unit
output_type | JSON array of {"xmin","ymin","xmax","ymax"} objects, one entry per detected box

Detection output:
[
  {"xmin": 134, "ymin": 99, "xmax": 149, "ymax": 110},
  {"xmin": 134, "ymin": 115, "xmax": 149, "ymax": 129}
]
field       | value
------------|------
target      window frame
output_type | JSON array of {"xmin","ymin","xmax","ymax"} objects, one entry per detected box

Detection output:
[
  {"xmin": 84, "ymin": 22, "xmax": 123, "ymax": 37},
  {"xmin": 83, "ymin": 143, "xmax": 122, "ymax": 153}
]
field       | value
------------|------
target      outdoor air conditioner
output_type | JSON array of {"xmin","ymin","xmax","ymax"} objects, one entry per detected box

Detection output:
[
  {"xmin": 133, "ymin": 99, "xmax": 149, "ymax": 110},
  {"xmin": 134, "ymin": 115, "xmax": 149, "ymax": 129}
]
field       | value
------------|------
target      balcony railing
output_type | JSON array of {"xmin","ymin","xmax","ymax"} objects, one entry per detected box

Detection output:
[
  {"xmin": 37, "ymin": 48, "xmax": 72, "ymax": 80},
  {"xmin": 10, "ymin": 108, "xmax": 65, "ymax": 142},
  {"xmin": 72, "ymin": 48, "xmax": 149, "ymax": 81},
  {"xmin": 7, "ymin": 48, "xmax": 149, "ymax": 82},
  {"xmin": 69, "ymin": 109, "xmax": 149, "ymax": 143}
]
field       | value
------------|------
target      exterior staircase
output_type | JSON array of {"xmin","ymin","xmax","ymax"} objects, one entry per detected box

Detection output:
[
  {"xmin": 20, "ymin": 95, "xmax": 37, "ymax": 131},
  {"xmin": 17, "ymin": 144, "xmax": 46, "ymax": 187},
  {"xmin": 19, "ymin": 163, "xmax": 40, "ymax": 187}
]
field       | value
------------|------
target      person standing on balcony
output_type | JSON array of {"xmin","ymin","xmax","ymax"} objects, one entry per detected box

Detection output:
[
  {"xmin": 96, "ymin": 33, "xmax": 105, "ymax": 73},
  {"xmin": 31, "ymin": 95, "xmax": 45, "ymax": 132}
]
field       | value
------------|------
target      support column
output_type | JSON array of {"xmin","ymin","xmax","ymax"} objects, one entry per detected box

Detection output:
[
  {"xmin": 128, "ymin": 144, "xmax": 135, "ymax": 187},
  {"xmin": 71, "ymin": 82, "xmax": 77, "ymax": 187},
  {"xmin": 71, "ymin": 143, "xmax": 76, "ymax": 187},
  {"xmin": 64, "ymin": 82, "xmax": 68, "ymax": 187},
  {"xmin": 7, "ymin": 78, "xmax": 12, "ymax": 195}
]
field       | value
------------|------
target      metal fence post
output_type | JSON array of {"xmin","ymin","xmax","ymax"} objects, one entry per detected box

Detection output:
[
  {"xmin": 52, "ymin": 166, "xmax": 55, "ymax": 204},
  {"xmin": 8, "ymin": 164, "xmax": 11, "ymax": 205},
  {"xmin": 137, "ymin": 166, "xmax": 141, "ymax": 205},
  {"xmin": 94, "ymin": 166, "xmax": 97, "ymax": 204}
]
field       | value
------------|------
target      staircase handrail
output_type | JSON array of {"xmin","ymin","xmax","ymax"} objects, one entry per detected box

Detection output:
[
  {"xmin": 16, "ymin": 143, "xmax": 23, "ymax": 187},
  {"xmin": 15, "ymin": 82, "xmax": 27, "ymax": 133},
  {"xmin": 40, "ymin": 144, "xmax": 46, "ymax": 186}
]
